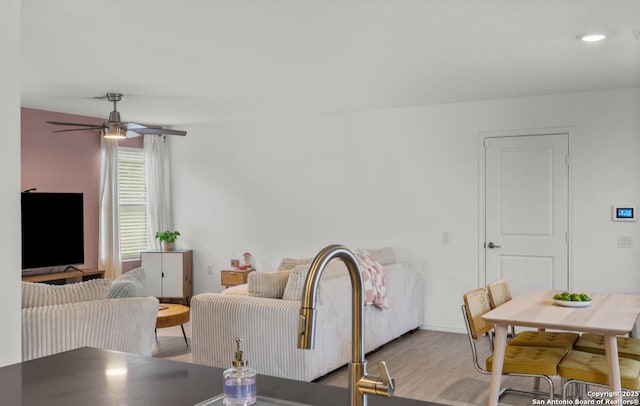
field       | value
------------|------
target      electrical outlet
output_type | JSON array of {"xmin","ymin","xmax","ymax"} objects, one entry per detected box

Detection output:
[
  {"xmin": 207, "ymin": 265, "xmax": 214, "ymax": 275},
  {"xmin": 618, "ymin": 235, "xmax": 633, "ymax": 248}
]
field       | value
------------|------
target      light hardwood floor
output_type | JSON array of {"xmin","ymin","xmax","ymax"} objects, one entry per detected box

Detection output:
[{"xmin": 153, "ymin": 323, "xmax": 553, "ymax": 406}]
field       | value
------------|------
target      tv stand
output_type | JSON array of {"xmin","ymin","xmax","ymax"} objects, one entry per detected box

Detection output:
[
  {"xmin": 60, "ymin": 265, "xmax": 85, "ymax": 274},
  {"xmin": 22, "ymin": 269, "xmax": 104, "ymax": 285}
]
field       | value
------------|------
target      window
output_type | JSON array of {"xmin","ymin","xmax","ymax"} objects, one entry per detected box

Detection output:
[{"xmin": 118, "ymin": 147, "xmax": 148, "ymax": 260}]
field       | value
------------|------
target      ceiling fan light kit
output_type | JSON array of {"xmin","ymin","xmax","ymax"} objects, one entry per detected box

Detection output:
[
  {"xmin": 47, "ymin": 92, "xmax": 187, "ymax": 138},
  {"xmin": 102, "ymin": 126, "xmax": 127, "ymax": 139}
]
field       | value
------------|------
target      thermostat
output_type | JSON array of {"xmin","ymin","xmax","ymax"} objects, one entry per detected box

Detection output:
[{"xmin": 612, "ymin": 205, "xmax": 637, "ymax": 222}]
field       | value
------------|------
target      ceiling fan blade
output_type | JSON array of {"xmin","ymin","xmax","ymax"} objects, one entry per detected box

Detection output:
[
  {"xmin": 122, "ymin": 122, "xmax": 146, "ymax": 130},
  {"xmin": 52, "ymin": 128, "xmax": 102, "ymax": 133},
  {"xmin": 47, "ymin": 121, "xmax": 105, "ymax": 128},
  {"xmin": 127, "ymin": 127, "xmax": 187, "ymax": 136},
  {"xmin": 122, "ymin": 123, "xmax": 187, "ymax": 138},
  {"xmin": 125, "ymin": 130, "xmax": 143, "ymax": 138}
]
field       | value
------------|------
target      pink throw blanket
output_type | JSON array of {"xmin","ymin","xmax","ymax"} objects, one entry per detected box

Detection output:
[{"xmin": 355, "ymin": 249, "xmax": 388, "ymax": 309}]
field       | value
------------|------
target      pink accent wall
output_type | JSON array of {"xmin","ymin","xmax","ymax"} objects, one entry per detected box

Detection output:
[{"xmin": 21, "ymin": 108, "xmax": 142, "ymax": 271}]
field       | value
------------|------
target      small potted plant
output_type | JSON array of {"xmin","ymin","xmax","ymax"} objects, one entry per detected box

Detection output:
[{"xmin": 155, "ymin": 230, "xmax": 181, "ymax": 251}]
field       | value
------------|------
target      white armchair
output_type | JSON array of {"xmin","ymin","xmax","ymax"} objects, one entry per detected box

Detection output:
[{"xmin": 21, "ymin": 278, "xmax": 159, "ymax": 361}]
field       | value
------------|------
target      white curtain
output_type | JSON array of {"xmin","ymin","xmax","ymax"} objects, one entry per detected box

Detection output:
[
  {"xmin": 144, "ymin": 134, "xmax": 173, "ymax": 250},
  {"xmin": 98, "ymin": 138, "xmax": 122, "ymax": 280}
]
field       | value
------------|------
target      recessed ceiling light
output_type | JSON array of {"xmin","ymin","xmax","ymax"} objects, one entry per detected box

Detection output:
[{"xmin": 579, "ymin": 33, "xmax": 607, "ymax": 42}]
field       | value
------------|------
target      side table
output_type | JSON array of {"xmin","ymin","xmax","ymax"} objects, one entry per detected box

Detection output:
[
  {"xmin": 156, "ymin": 303, "xmax": 190, "ymax": 347},
  {"xmin": 220, "ymin": 269, "xmax": 254, "ymax": 288}
]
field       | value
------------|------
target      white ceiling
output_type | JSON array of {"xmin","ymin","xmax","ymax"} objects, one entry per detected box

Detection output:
[{"xmin": 21, "ymin": 0, "xmax": 640, "ymax": 127}]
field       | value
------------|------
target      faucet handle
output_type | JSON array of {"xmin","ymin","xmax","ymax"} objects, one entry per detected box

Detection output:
[
  {"xmin": 359, "ymin": 360, "xmax": 395, "ymax": 397},
  {"xmin": 377, "ymin": 361, "xmax": 395, "ymax": 396}
]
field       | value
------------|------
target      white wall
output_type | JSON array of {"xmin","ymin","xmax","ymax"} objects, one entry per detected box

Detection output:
[
  {"xmin": 0, "ymin": 0, "xmax": 22, "ymax": 366},
  {"xmin": 170, "ymin": 87, "xmax": 640, "ymax": 332}
]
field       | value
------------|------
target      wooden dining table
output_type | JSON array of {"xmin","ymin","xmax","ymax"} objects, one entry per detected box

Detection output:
[{"xmin": 482, "ymin": 290, "xmax": 640, "ymax": 406}]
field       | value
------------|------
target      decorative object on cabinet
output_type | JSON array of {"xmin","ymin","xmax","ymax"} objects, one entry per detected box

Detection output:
[
  {"xmin": 154, "ymin": 230, "xmax": 181, "ymax": 251},
  {"xmin": 141, "ymin": 249, "xmax": 192, "ymax": 304},
  {"xmin": 240, "ymin": 252, "xmax": 253, "ymax": 270}
]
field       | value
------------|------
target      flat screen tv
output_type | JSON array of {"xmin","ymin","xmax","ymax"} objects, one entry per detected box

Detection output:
[{"xmin": 21, "ymin": 192, "xmax": 85, "ymax": 270}]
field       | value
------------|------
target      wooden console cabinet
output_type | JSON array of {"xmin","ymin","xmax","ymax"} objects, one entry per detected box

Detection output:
[
  {"xmin": 141, "ymin": 249, "xmax": 192, "ymax": 303},
  {"xmin": 22, "ymin": 269, "xmax": 105, "ymax": 285}
]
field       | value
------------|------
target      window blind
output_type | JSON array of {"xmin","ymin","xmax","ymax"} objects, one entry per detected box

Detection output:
[{"xmin": 118, "ymin": 147, "xmax": 148, "ymax": 260}]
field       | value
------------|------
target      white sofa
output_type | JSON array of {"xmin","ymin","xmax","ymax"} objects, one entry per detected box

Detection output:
[
  {"xmin": 191, "ymin": 248, "xmax": 424, "ymax": 381},
  {"xmin": 22, "ymin": 277, "xmax": 159, "ymax": 361}
]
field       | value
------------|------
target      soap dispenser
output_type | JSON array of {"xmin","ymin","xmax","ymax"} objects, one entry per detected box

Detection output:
[{"xmin": 223, "ymin": 338, "xmax": 257, "ymax": 406}]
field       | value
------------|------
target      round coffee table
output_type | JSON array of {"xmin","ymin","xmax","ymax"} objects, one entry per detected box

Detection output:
[{"xmin": 156, "ymin": 303, "xmax": 190, "ymax": 347}]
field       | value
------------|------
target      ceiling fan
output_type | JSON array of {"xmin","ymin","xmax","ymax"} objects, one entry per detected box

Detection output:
[{"xmin": 46, "ymin": 93, "xmax": 187, "ymax": 139}]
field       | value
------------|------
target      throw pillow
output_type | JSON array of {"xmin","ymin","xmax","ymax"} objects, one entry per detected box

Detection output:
[
  {"xmin": 276, "ymin": 257, "xmax": 312, "ymax": 273},
  {"xmin": 247, "ymin": 270, "xmax": 292, "ymax": 299},
  {"xmin": 107, "ymin": 267, "xmax": 146, "ymax": 298},
  {"xmin": 281, "ymin": 260, "xmax": 349, "ymax": 302},
  {"xmin": 281, "ymin": 264, "xmax": 310, "ymax": 301},
  {"xmin": 361, "ymin": 247, "xmax": 396, "ymax": 266},
  {"xmin": 22, "ymin": 278, "xmax": 113, "ymax": 308}
]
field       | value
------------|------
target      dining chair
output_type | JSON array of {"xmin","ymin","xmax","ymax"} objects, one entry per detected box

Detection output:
[
  {"xmin": 558, "ymin": 350, "xmax": 640, "ymax": 400},
  {"xmin": 574, "ymin": 333, "xmax": 640, "ymax": 361},
  {"xmin": 486, "ymin": 279, "xmax": 579, "ymax": 351},
  {"xmin": 485, "ymin": 279, "xmax": 517, "ymax": 339},
  {"xmin": 462, "ymin": 288, "xmax": 568, "ymax": 400}
]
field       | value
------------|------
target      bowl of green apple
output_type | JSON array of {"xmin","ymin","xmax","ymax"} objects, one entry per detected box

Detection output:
[{"xmin": 553, "ymin": 291, "xmax": 592, "ymax": 307}]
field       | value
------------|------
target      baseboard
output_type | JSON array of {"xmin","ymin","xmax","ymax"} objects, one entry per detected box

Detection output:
[{"xmin": 418, "ymin": 324, "xmax": 466, "ymax": 334}]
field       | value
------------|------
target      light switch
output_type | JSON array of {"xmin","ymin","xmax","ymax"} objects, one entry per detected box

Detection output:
[
  {"xmin": 442, "ymin": 232, "xmax": 449, "ymax": 244},
  {"xmin": 618, "ymin": 235, "xmax": 633, "ymax": 248}
]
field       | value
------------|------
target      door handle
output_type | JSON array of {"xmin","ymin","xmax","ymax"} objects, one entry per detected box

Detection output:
[{"xmin": 487, "ymin": 242, "xmax": 501, "ymax": 249}]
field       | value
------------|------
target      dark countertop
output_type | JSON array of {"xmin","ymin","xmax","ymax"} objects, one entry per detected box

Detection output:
[{"xmin": 0, "ymin": 347, "xmax": 444, "ymax": 406}]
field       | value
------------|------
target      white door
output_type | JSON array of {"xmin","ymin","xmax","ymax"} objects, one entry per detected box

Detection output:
[{"xmin": 484, "ymin": 134, "xmax": 569, "ymax": 298}]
